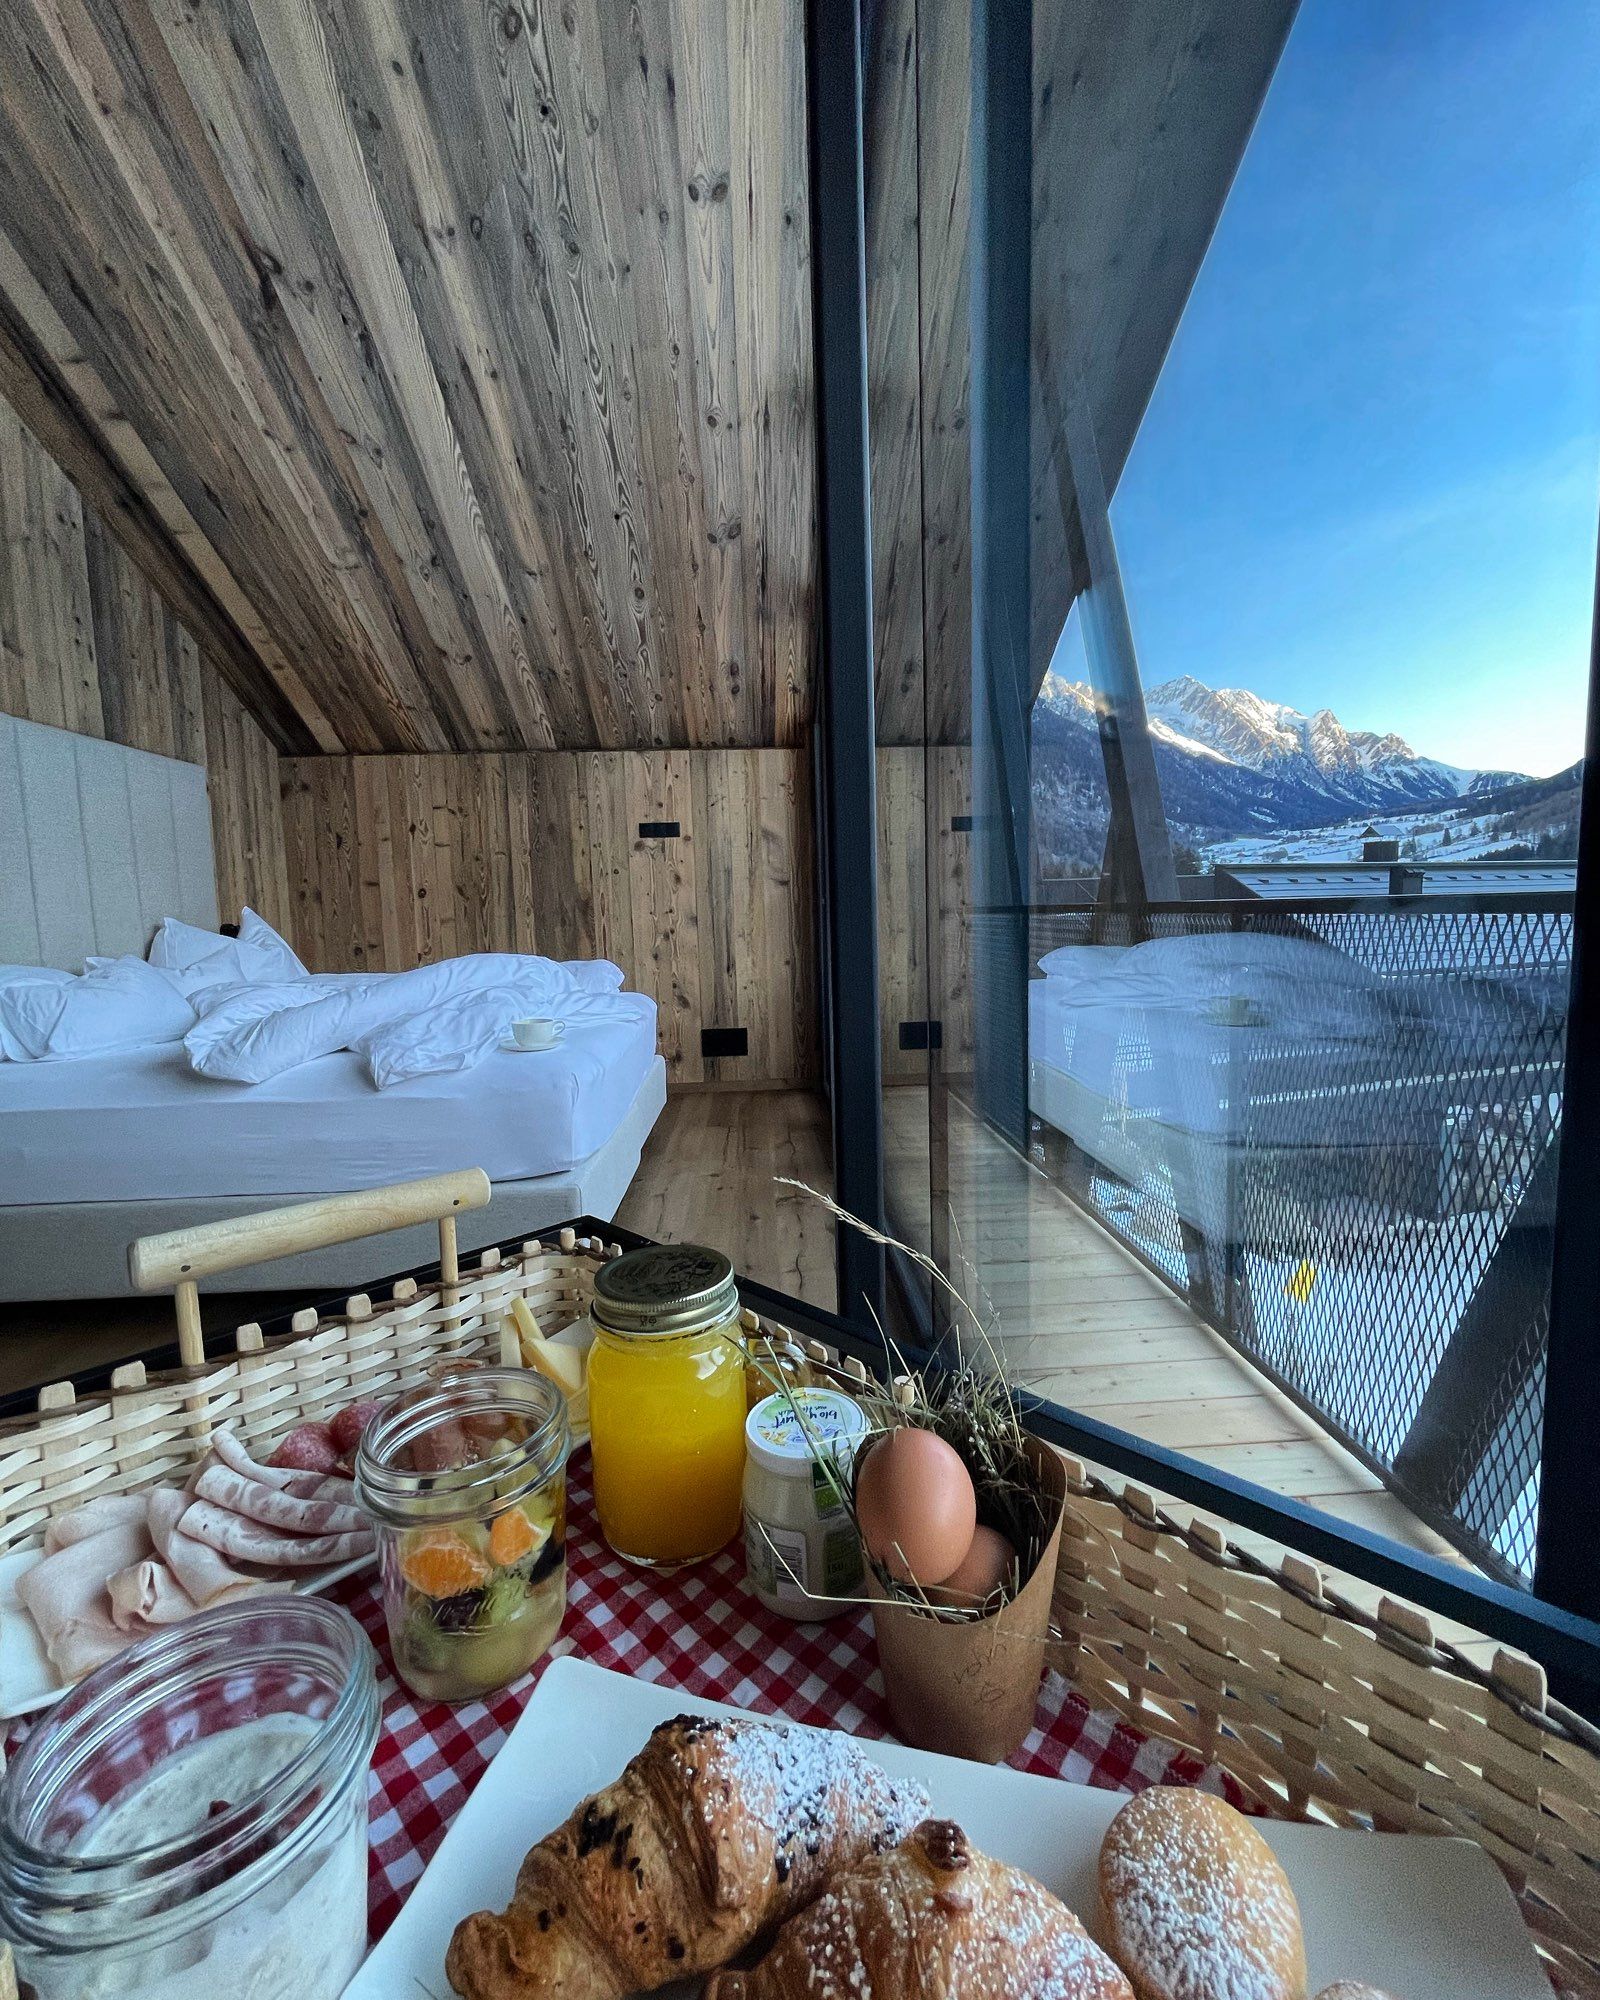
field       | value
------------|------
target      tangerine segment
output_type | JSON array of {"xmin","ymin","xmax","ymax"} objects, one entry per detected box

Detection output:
[
  {"xmin": 488, "ymin": 1507, "xmax": 539, "ymax": 1568},
  {"xmin": 400, "ymin": 1527, "xmax": 490, "ymax": 1598}
]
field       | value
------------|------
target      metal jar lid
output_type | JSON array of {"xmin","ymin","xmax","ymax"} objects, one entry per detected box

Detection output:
[{"xmin": 590, "ymin": 1243, "xmax": 740, "ymax": 1338}]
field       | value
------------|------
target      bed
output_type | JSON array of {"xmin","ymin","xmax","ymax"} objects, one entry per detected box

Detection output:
[
  {"xmin": 0, "ymin": 716, "xmax": 666, "ymax": 1298},
  {"xmin": 1027, "ymin": 930, "xmax": 1564, "ymax": 1242}
]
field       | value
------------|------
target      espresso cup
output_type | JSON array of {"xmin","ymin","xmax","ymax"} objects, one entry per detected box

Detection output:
[{"xmin": 511, "ymin": 1017, "xmax": 565, "ymax": 1051}]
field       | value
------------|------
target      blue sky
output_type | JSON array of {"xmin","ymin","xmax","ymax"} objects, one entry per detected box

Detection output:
[{"xmin": 1099, "ymin": 0, "xmax": 1600, "ymax": 779}]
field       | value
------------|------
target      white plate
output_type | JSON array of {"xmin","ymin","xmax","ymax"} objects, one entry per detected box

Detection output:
[
  {"xmin": 0, "ymin": 1545, "xmax": 375, "ymax": 1723},
  {"xmin": 347, "ymin": 1656, "xmax": 1549, "ymax": 2000},
  {"xmin": 497, "ymin": 1034, "xmax": 566, "ymax": 1053}
]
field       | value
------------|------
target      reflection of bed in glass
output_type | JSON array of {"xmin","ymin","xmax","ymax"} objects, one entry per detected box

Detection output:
[{"xmin": 1026, "ymin": 930, "xmax": 1566, "ymax": 1251}]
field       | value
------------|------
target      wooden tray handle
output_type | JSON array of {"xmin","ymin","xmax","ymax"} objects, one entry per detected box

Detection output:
[{"xmin": 127, "ymin": 1168, "xmax": 493, "ymax": 1366}]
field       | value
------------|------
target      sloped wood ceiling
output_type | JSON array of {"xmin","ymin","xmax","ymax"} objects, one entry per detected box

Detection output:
[{"xmin": 0, "ymin": 0, "xmax": 814, "ymax": 756}]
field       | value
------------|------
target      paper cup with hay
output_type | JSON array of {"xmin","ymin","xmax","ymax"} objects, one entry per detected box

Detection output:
[
  {"xmin": 852, "ymin": 1378, "xmax": 1066, "ymax": 1762},
  {"xmin": 760, "ymin": 1185, "xmax": 1069, "ymax": 1764}
]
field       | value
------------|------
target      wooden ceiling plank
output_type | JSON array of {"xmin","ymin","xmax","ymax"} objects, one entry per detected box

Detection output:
[
  {"xmin": 0, "ymin": 0, "xmax": 818, "ymax": 755},
  {"xmin": 596, "ymin": 2, "xmax": 736, "ymax": 747},
  {"xmin": 322, "ymin": 0, "xmax": 602, "ymax": 749},
  {"xmin": 154, "ymin": 0, "xmax": 504, "ymax": 752},
  {"xmin": 0, "ymin": 229, "xmax": 325, "ymax": 751},
  {"xmin": 0, "ymin": 4, "xmax": 394, "ymax": 750},
  {"xmin": 541, "ymin": 2, "xmax": 685, "ymax": 749},
  {"xmin": 402, "ymin": 0, "xmax": 639, "ymax": 746},
  {"xmin": 668, "ymin": 0, "xmax": 756, "ymax": 747},
  {"xmin": 863, "ymin": 0, "xmax": 928, "ymax": 747},
  {"xmin": 724, "ymin": 0, "xmax": 815, "ymax": 751},
  {"xmin": 109, "ymin": 0, "xmax": 461, "ymax": 755},
  {"xmin": 499, "ymin": 0, "xmax": 674, "ymax": 747},
  {"xmin": 244, "ymin": 0, "xmax": 559, "ymax": 750},
  {"xmin": 29, "ymin": 0, "xmax": 446, "ymax": 750}
]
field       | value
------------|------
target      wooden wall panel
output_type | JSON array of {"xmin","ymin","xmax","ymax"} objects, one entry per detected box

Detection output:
[
  {"xmin": 873, "ymin": 744, "xmax": 974, "ymax": 1085},
  {"xmin": 0, "ymin": 392, "xmax": 291, "ymax": 936},
  {"xmin": 0, "ymin": 0, "xmax": 816, "ymax": 757},
  {"xmin": 876, "ymin": 746, "xmax": 929, "ymax": 1081},
  {"xmin": 932, "ymin": 747, "xmax": 975, "ymax": 1079},
  {"xmin": 864, "ymin": 0, "xmax": 929, "ymax": 748},
  {"xmin": 279, "ymin": 749, "xmax": 818, "ymax": 1089}
]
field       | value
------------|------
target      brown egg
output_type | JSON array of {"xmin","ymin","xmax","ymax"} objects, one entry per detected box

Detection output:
[
  {"xmin": 927, "ymin": 1524, "xmax": 1016, "ymax": 1609},
  {"xmin": 854, "ymin": 1428, "xmax": 977, "ymax": 1587}
]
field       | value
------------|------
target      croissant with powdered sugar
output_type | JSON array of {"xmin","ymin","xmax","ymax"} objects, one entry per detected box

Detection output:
[{"xmin": 445, "ymin": 1714, "xmax": 929, "ymax": 2000}]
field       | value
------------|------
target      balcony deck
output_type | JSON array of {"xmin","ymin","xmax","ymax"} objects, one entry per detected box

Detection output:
[{"xmin": 878, "ymin": 1086, "xmax": 1517, "ymax": 1664}]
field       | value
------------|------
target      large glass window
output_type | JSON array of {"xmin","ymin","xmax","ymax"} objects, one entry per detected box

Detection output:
[{"xmin": 866, "ymin": 0, "xmax": 1600, "ymax": 1588}]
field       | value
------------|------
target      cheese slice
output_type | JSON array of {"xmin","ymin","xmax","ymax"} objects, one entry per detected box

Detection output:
[
  {"xmin": 508, "ymin": 1295, "xmax": 543, "ymax": 1358},
  {"xmin": 507, "ymin": 1298, "xmax": 590, "ymax": 1437},
  {"xmin": 524, "ymin": 1334, "xmax": 586, "ymax": 1400}
]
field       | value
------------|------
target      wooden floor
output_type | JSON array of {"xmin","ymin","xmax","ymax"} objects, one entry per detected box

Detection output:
[
  {"xmin": 617, "ymin": 1090, "xmax": 837, "ymax": 1310},
  {"xmin": 881, "ymin": 1086, "xmax": 1465, "ymax": 1564}
]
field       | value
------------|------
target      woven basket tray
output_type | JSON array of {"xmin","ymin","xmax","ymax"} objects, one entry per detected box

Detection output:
[{"xmin": 1, "ymin": 1181, "xmax": 1594, "ymax": 1992}]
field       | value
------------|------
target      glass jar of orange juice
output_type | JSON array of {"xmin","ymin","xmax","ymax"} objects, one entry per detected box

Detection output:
[{"xmin": 588, "ymin": 1244, "xmax": 747, "ymax": 1567}]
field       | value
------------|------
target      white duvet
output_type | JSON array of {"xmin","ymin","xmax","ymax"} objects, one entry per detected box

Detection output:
[{"xmin": 184, "ymin": 953, "xmax": 634, "ymax": 1088}]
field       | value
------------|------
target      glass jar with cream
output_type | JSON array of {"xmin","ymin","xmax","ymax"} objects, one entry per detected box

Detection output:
[
  {"xmin": 0, "ymin": 1597, "xmax": 379, "ymax": 2000},
  {"xmin": 587, "ymin": 1244, "xmax": 747, "ymax": 1567}
]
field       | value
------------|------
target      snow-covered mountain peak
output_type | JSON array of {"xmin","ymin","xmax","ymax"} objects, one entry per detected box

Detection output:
[{"xmin": 1031, "ymin": 669, "xmax": 1526, "ymax": 841}]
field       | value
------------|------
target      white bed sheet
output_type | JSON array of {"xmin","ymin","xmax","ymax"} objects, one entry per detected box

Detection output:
[
  {"xmin": 0, "ymin": 993, "xmax": 658, "ymax": 1205},
  {"xmin": 1029, "ymin": 975, "xmax": 1238, "ymax": 1138}
]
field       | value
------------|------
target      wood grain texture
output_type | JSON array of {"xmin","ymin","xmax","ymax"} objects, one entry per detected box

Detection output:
[
  {"xmin": 0, "ymin": 0, "xmax": 816, "ymax": 755},
  {"xmin": 863, "ymin": 0, "xmax": 928, "ymax": 750},
  {"xmin": 876, "ymin": 745, "xmax": 929, "ymax": 1080},
  {"xmin": 278, "ymin": 747, "xmax": 818, "ymax": 1086},
  {"xmin": 615, "ymin": 1088, "xmax": 836, "ymax": 1309},
  {"xmin": 0, "ymin": 392, "xmax": 291, "ymax": 932},
  {"xmin": 874, "ymin": 743, "xmax": 972, "ymax": 1082}
]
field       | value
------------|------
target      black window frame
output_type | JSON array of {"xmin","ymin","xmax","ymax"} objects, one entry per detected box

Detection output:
[{"xmin": 804, "ymin": 0, "xmax": 1600, "ymax": 1709}]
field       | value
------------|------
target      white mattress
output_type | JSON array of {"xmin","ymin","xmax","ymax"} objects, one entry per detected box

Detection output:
[
  {"xmin": 1029, "ymin": 975, "xmax": 1238, "ymax": 1139},
  {"xmin": 0, "ymin": 993, "xmax": 659, "ymax": 1205}
]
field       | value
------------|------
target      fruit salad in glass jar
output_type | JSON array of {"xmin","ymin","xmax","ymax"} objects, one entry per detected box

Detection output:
[{"xmin": 355, "ymin": 1368, "xmax": 568, "ymax": 1704}]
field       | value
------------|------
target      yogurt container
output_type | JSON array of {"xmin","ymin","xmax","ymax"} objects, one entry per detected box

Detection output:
[
  {"xmin": 0, "ymin": 1597, "xmax": 379, "ymax": 1999},
  {"xmin": 742, "ymin": 1388, "xmax": 868, "ymax": 1619}
]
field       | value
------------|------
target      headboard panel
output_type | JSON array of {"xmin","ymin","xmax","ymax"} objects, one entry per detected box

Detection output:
[{"xmin": 0, "ymin": 714, "xmax": 218, "ymax": 970}]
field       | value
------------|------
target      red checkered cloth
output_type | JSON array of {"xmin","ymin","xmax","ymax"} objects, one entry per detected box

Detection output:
[{"xmin": 346, "ymin": 1445, "xmax": 1245, "ymax": 1941}]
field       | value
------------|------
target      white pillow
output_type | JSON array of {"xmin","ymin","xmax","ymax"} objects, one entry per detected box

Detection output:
[
  {"xmin": 558, "ymin": 959, "xmax": 626, "ymax": 993},
  {"xmin": 238, "ymin": 908, "xmax": 308, "ymax": 980},
  {"xmin": 0, "ymin": 966, "xmax": 75, "ymax": 1061},
  {"xmin": 1036, "ymin": 944, "xmax": 1130, "ymax": 982},
  {"xmin": 149, "ymin": 907, "xmax": 308, "ymax": 989},
  {"xmin": 0, "ymin": 956, "xmax": 196, "ymax": 1060}
]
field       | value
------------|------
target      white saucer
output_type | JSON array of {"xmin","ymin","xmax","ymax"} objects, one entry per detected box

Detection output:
[{"xmin": 499, "ymin": 1034, "xmax": 565, "ymax": 1053}]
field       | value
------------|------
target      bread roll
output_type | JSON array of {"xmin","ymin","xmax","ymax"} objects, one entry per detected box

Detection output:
[{"xmin": 1099, "ymin": 1787, "xmax": 1307, "ymax": 2000}]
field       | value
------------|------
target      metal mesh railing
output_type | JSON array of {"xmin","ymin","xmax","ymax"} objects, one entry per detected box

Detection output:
[{"xmin": 1025, "ymin": 897, "xmax": 1570, "ymax": 1580}]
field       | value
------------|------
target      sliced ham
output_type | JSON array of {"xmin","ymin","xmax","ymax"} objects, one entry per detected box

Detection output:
[
  {"xmin": 191, "ymin": 1461, "xmax": 366, "ymax": 1538},
  {"xmin": 209, "ymin": 1425, "xmax": 351, "ymax": 1500},
  {"xmin": 178, "ymin": 1497, "xmax": 373, "ymax": 1569},
  {"xmin": 16, "ymin": 1519, "xmax": 153, "ymax": 1682},
  {"xmin": 146, "ymin": 1486, "xmax": 276, "ymax": 1606},
  {"xmin": 41, "ymin": 1491, "xmax": 149, "ymax": 1555},
  {"xmin": 17, "ymin": 1411, "xmax": 376, "ymax": 1691},
  {"xmin": 106, "ymin": 1557, "xmax": 199, "ymax": 1631}
]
